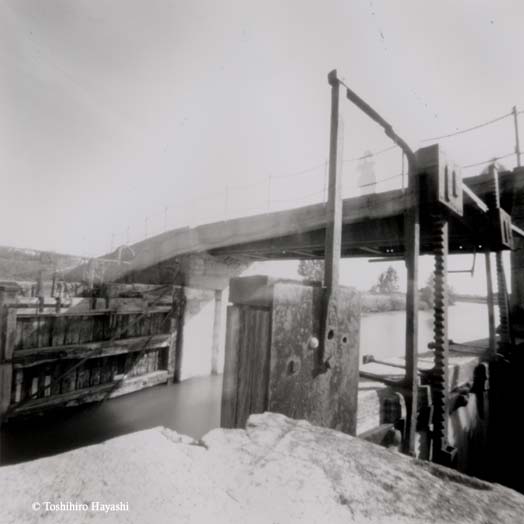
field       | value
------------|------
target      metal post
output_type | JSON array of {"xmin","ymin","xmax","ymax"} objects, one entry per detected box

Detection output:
[
  {"xmin": 401, "ymin": 152, "xmax": 405, "ymax": 191},
  {"xmin": 224, "ymin": 185, "xmax": 230, "ymax": 220},
  {"xmin": 267, "ymin": 175, "xmax": 272, "ymax": 210},
  {"xmin": 320, "ymin": 69, "xmax": 343, "ymax": 371},
  {"xmin": 487, "ymin": 163, "xmax": 514, "ymax": 351},
  {"xmin": 402, "ymin": 160, "xmax": 420, "ymax": 456},
  {"xmin": 513, "ymin": 106, "xmax": 521, "ymax": 167},
  {"xmin": 485, "ymin": 250, "xmax": 496, "ymax": 358}
]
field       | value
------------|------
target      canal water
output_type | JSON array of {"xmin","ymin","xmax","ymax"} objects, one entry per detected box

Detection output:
[{"xmin": 0, "ymin": 302, "xmax": 490, "ymax": 466}]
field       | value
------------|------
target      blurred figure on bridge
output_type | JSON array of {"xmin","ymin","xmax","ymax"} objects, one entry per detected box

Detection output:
[{"xmin": 357, "ymin": 151, "xmax": 377, "ymax": 195}]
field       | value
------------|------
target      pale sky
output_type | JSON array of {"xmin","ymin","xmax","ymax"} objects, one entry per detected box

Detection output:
[{"xmin": 1, "ymin": 1, "xmax": 521, "ymax": 293}]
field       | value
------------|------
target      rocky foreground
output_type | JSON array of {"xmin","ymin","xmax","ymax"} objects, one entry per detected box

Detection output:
[{"xmin": 1, "ymin": 412, "xmax": 524, "ymax": 523}]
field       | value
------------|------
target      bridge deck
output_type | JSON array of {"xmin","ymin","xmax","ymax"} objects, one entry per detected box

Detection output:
[{"xmin": 67, "ymin": 168, "xmax": 524, "ymax": 283}]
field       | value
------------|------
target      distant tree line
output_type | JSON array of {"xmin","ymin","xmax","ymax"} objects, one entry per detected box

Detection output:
[{"xmin": 297, "ymin": 261, "xmax": 456, "ymax": 312}]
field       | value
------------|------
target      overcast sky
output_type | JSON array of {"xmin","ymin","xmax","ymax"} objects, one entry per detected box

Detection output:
[{"xmin": 1, "ymin": 0, "xmax": 521, "ymax": 292}]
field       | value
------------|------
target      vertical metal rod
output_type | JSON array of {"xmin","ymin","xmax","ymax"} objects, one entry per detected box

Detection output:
[
  {"xmin": 267, "ymin": 175, "xmax": 272, "ymax": 211},
  {"xmin": 36, "ymin": 269, "xmax": 44, "ymax": 298},
  {"xmin": 496, "ymin": 252, "xmax": 513, "ymax": 349},
  {"xmin": 224, "ymin": 185, "xmax": 230, "ymax": 220},
  {"xmin": 487, "ymin": 163, "xmax": 513, "ymax": 351},
  {"xmin": 402, "ymin": 159, "xmax": 420, "ymax": 456},
  {"xmin": 513, "ymin": 106, "xmax": 521, "ymax": 167},
  {"xmin": 485, "ymin": 250, "xmax": 497, "ymax": 358},
  {"xmin": 321, "ymin": 69, "xmax": 343, "ymax": 369},
  {"xmin": 401, "ymin": 152, "xmax": 405, "ymax": 191}
]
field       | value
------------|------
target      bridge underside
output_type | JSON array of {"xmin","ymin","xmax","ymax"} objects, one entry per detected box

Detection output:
[{"xmin": 209, "ymin": 170, "xmax": 520, "ymax": 261}]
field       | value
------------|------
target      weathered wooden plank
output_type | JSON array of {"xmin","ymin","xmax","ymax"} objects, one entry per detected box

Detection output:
[
  {"xmin": 12, "ymin": 334, "xmax": 171, "ymax": 368},
  {"xmin": 63, "ymin": 317, "xmax": 78, "ymax": 345},
  {"xmin": 235, "ymin": 307, "xmax": 253, "ymax": 428},
  {"xmin": 51, "ymin": 315, "xmax": 67, "ymax": 347},
  {"xmin": 76, "ymin": 364, "xmax": 90, "ymax": 390},
  {"xmin": 76, "ymin": 316, "xmax": 91, "ymax": 344},
  {"xmin": 43, "ymin": 367, "xmax": 52, "ymax": 397},
  {"xmin": 250, "ymin": 309, "xmax": 270, "ymax": 414},
  {"xmin": 15, "ymin": 321, "xmax": 24, "ymax": 351},
  {"xmin": 4, "ymin": 309, "xmax": 17, "ymax": 360},
  {"xmin": 118, "ymin": 314, "xmax": 130, "ymax": 339},
  {"xmin": 50, "ymin": 363, "xmax": 62, "ymax": 396},
  {"xmin": 37, "ymin": 315, "xmax": 53, "ymax": 349},
  {"xmin": 20, "ymin": 318, "xmax": 37, "ymax": 350},
  {"xmin": 125, "ymin": 353, "xmax": 137, "ymax": 377},
  {"xmin": 60, "ymin": 364, "xmax": 77, "ymax": 394},
  {"xmin": 13, "ymin": 370, "xmax": 23, "ymax": 404},
  {"xmin": 10, "ymin": 369, "xmax": 169, "ymax": 415},
  {"xmin": 90, "ymin": 359, "xmax": 101, "ymax": 386},
  {"xmin": 99, "ymin": 357, "xmax": 111, "ymax": 384},
  {"xmin": 0, "ymin": 363, "xmax": 13, "ymax": 417},
  {"xmin": 220, "ymin": 306, "xmax": 241, "ymax": 428}
]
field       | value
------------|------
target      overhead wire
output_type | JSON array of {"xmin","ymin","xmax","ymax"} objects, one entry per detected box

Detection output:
[
  {"xmin": 111, "ymin": 106, "xmax": 522, "ymax": 248},
  {"xmin": 420, "ymin": 111, "xmax": 513, "ymax": 142}
]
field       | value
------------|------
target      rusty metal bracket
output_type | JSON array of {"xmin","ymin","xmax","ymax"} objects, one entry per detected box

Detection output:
[{"xmin": 416, "ymin": 144, "xmax": 463, "ymax": 216}]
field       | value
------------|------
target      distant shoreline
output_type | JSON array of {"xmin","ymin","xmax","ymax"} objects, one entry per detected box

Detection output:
[{"xmin": 362, "ymin": 292, "xmax": 486, "ymax": 314}]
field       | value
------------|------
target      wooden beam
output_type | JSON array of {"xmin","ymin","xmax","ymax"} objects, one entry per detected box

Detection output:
[
  {"xmin": 12, "ymin": 334, "xmax": 171, "ymax": 367},
  {"xmin": 8, "ymin": 370, "xmax": 169, "ymax": 416}
]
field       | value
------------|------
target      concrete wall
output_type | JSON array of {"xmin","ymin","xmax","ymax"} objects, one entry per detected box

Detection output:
[{"xmin": 178, "ymin": 287, "xmax": 226, "ymax": 381}]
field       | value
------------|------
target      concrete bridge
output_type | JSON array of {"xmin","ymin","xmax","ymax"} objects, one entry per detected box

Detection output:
[{"xmin": 53, "ymin": 166, "xmax": 523, "ymax": 285}]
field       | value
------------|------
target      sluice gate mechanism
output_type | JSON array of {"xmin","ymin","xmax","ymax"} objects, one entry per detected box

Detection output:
[{"xmin": 220, "ymin": 70, "xmax": 524, "ymax": 474}]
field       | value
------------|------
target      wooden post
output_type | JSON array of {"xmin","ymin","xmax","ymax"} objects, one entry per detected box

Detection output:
[
  {"xmin": 0, "ymin": 283, "xmax": 19, "ymax": 421},
  {"xmin": 485, "ymin": 251, "xmax": 497, "ymax": 357},
  {"xmin": 36, "ymin": 269, "xmax": 44, "ymax": 298},
  {"xmin": 321, "ymin": 69, "xmax": 343, "ymax": 370},
  {"xmin": 211, "ymin": 290, "xmax": 223, "ymax": 375}
]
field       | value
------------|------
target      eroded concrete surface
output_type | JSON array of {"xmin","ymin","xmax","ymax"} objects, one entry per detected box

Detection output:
[{"xmin": 1, "ymin": 412, "xmax": 524, "ymax": 524}]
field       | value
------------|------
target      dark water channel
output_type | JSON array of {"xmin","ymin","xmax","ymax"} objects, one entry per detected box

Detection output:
[{"xmin": 0, "ymin": 375, "xmax": 223, "ymax": 466}]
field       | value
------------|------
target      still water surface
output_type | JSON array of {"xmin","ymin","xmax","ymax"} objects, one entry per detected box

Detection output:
[
  {"xmin": 0, "ymin": 302, "xmax": 490, "ymax": 465},
  {"xmin": 361, "ymin": 302, "xmax": 491, "ymax": 360}
]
